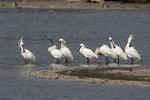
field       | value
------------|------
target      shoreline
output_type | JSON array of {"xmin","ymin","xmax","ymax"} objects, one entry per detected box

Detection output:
[
  {"xmin": 0, "ymin": 1, "xmax": 150, "ymax": 10},
  {"xmin": 25, "ymin": 65, "xmax": 150, "ymax": 86}
]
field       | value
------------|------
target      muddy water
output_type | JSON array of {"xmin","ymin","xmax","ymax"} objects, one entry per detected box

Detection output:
[{"xmin": 0, "ymin": 8, "xmax": 150, "ymax": 100}]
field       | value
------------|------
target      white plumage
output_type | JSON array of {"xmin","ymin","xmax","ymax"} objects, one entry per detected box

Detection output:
[
  {"xmin": 19, "ymin": 38, "xmax": 35, "ymax": 64},
  {"xmin": 95, "ymin": 44, "xmax": 117, "ymax": 64},
  {"xmin": 48, "ymin": 39, "xmax": 63, "ymax": 63},
  {"xmin": 109, "ymin": 37, "xmax": 127, "ymax": 66},
  {"xmin": 95, "ymin": 44, "xmax": 117, "ymax": 59},
  {"xmin": 125, "ymin": 34, "xmax": 141, "ymax": 64},
  {"xmin": 59, "ymin": 38, "xmax": 73, "ymax": 63},
  {"xmin": 48, "ymin": 45, "xmax": 63, "ymax": 62},
  {"xmin": 79, "ymin": 43, "xmax": 98, "ymax": 63},
  {"xmin": 126, "ymin": 47, "xmax": 141, "ymax": 59}
]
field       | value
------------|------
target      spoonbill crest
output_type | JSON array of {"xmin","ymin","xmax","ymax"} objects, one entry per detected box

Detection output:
[
  {"xmin": 19, "ymin": 38, "xmax": 35, "ymax": 64},
  {"xmin": 79, "ymin": 43, "xmax": 98, "ymax": 63},
  {"xmin": 59, "ymin": 38, "xmax": 73, "ymax": 63},
  {"xmin": 125, "ymin": 34, "xmax": 141, "ymax": 64}
]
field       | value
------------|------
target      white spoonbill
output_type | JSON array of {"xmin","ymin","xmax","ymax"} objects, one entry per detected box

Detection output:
[
  {"xmin": 59, "ymin": 38, "xmax": 73, "ymax": 63},
  {"xmin": 79, "ymin": 43, "xmax": 98, "ymax": 63},
  {"xmin": 48, "ymin": 39, "xmax": 63, "ymax": 63},
  {"xmin": 19, "ymin": 38, "xmax": 35, "ymax": 64},
  {"xmin": 95, "ymin": 44, "xmax": 117, "ymax": 64},
  {"xmin": 125, "ymin": 34, "xmax": 141, "ymax": 64},
  {"xmin": 109, "ymin": 37, "xmax": 127, "ymax": 66}
]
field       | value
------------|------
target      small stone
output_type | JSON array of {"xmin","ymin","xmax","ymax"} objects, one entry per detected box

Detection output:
[{"xmin": 54, "ymin": 76, "xmax": 59, "ymax": 79}]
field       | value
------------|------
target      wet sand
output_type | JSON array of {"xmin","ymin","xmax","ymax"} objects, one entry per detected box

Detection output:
[
  {"xmin": 25, "ymin": 64, "xmax": 150, "ymax": 86},
  {"xmin": 0, "ymin": 1, "xmax": 150, "ymax": 9}
]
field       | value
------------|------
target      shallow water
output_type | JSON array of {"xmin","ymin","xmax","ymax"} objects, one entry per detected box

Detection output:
[{"xmin": 0, "ymin": 8, "xmax": 150, "ymax": 100}]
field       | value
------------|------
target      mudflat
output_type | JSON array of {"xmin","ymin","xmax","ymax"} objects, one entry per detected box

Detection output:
[{"xmin": 25, "ymin": 64, "xmax": 150, "ymax": 86}]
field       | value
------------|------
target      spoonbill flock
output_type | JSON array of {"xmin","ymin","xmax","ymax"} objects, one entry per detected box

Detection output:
[{"xmin": 19, "ymin": 34, "xmax": 141, "ymax": 65}]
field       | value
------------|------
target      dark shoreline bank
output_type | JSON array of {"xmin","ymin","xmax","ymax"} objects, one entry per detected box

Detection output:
[{"xmin": 0, "ymin": 1, "xmax": 150, "ymax": 10}]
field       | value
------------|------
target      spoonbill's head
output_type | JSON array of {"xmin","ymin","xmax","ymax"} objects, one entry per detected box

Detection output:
[
  {"xmin": 59, "ymin": 38, "xmax": 66, "ymax": 44},
  {"xmin": 80, "ymin": 43, "xmax": 85, "ymax": 47},
  {"xmin": 78, "ymin": 43, "xmax": 85, "ymax": 53},
  {"xmin": 95, "ymin": 48, "xmax": 101, "ymax": 55},
  {"xmin": 109, "ymin": 37, "xmax": 112, "ymax": 41},
  {"xmin": 48, "ymin": 46, "xmax": 56, "ymax": 52}
]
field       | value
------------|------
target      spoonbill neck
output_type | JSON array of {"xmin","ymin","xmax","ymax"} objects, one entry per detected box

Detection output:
[
  {"xmin": 20, "ymin": 45, "xmax": 24, "ymax": 53},
  {"xmin": 126, "ymin": 34, "xmax": 133, "ymax": 50},
  {"xmin": 125, "ymin": 42, "xmax": 130, "ymax": 50},
  {"xmin": 79, "ymin": 46, "xmax": 85, "ymax": 53},
  {"xmin": 61, "ymin": 42, "xmax": 66, "ymax": 48},
  {"xmin": 110, "ymin": 40, "xmax": 115, "ymax": 49}
]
